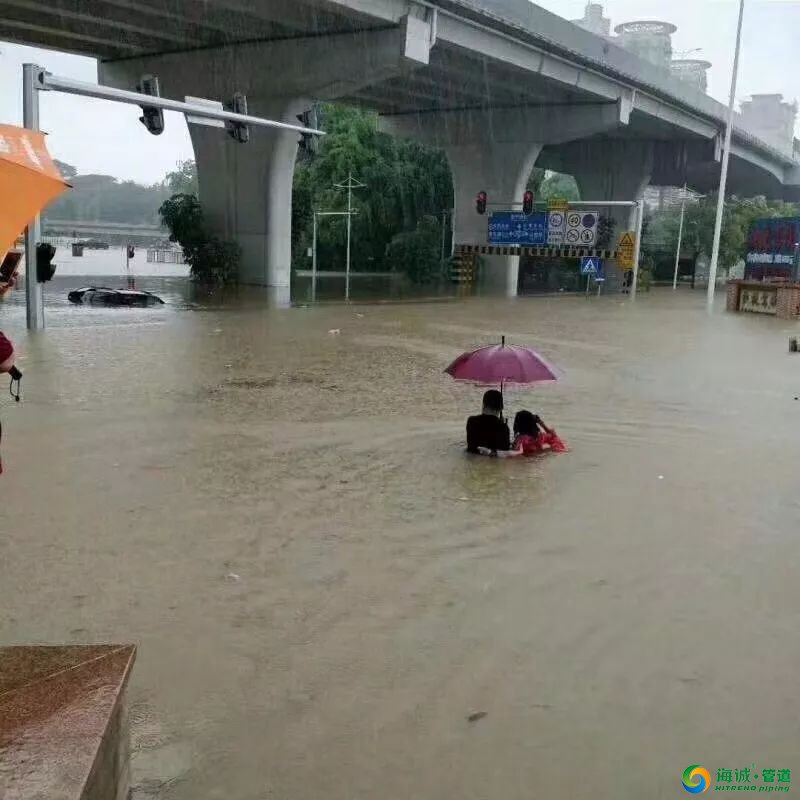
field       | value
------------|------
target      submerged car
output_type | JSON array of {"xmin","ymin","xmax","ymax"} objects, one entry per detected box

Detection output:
[{"xmin": 67, "ymin": 287, "xmax": 165, "ymax": 307}]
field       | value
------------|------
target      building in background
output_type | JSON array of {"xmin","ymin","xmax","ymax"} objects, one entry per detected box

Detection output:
[
  {"xmin": 669, "ymin": 59, "xmax": 712, "ymax": 93},
  {"xmin": 613, "ymin": 20, "xmax": 676, "ymax": 69},
  {"xmin": 739, "ymin": 95, "xmax": 798, "ymax": 153},
  {"xmin": 571, "ymin": 2, "xmax": 611, "ymax": 37},
  {"xmin": 643, "ymin": 185, "xmax": 701, "ymax": 212}
]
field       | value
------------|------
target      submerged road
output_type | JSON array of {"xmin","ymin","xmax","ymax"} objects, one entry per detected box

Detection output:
[{"xmin": 1, "ymin": 288, "xmax": 798, "ymax": 798}]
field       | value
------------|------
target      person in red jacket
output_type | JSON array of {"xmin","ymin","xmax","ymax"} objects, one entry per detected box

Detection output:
[{"xmin": 512, "ymin": 410, "xmax": 568, "ymax": 455}]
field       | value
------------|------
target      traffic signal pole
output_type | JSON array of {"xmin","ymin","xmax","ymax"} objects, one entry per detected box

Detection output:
[
  {"xmin": 19, "ymin": 64, "xmax": 326, "ymax": 329},
  {"xmin": 22, "ymin": 64, "xmax": 44, "ymax": 331}
]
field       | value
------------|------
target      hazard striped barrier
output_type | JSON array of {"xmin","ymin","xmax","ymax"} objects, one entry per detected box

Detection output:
[{"xmin": 456, "ymin": 244, "xmax": 618, "ymax": 259}]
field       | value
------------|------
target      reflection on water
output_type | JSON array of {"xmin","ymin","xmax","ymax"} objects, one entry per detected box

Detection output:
[{"xmin": 1, "ymin": 287, "xmax": 799, "ymax": 800}]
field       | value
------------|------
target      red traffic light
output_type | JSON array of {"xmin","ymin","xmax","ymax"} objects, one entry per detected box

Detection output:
[
  {"xmin": 523, "ymin": 190, "xmax": 534, "ymax": 215},
  {"xmin": 476, "ymin": 191, "xmax": 487, "ymax": 215}
]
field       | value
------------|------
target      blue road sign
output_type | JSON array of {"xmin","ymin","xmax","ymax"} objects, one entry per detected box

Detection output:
[
  {"xmin": 488, "ymin": 211, "xmax": 548, "ymax": 246},
  {"xmin": 581, "ymin": 256, "xmax": 603, "ymax": 275}
]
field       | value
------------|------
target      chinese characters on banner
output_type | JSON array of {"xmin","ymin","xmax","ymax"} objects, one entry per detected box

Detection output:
[{"xmin": 745, "ymin": 217, "xmax": 800, "ymax": 280}]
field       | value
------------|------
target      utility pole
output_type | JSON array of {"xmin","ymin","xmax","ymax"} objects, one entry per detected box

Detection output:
[
  {"xmin": 334, "ymin": 172, "xmax": 365, "ymax": 301},
  {"xmin": 707, "ymin": 0, "xmax": 745, "ymax": 310},
  {"xmin": 673, "ymin": 184, "xmax": 687, "ymax": 290},
  {"xmin": 440, "ymin": 210, "xmax": 448, "ymax": 265}
]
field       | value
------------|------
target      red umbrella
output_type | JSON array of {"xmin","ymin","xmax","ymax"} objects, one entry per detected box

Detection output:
[{"xmin": 445, "ymin": 336, "xmax": 561, "ymax": 390}]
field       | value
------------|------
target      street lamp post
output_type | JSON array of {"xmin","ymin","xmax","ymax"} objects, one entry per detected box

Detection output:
[{"xmin": 706, "ymin": 0, "xmax": 746, "ymax": 310}]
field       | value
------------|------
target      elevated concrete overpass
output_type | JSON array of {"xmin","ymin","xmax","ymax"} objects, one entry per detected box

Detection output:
[{"xmin": 4, "ymin": 0, "xmax": 799, "ymax": 293}]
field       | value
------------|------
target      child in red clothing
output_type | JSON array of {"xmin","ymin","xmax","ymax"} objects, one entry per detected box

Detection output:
[{"xmin": 512, "ymin": 410, "xmax": 568, "ymax": 455}]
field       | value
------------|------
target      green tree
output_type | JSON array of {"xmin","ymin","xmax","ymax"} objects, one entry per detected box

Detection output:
[
  {"xmin": 539, "ymin": 171, "xmax": 581, "ymax": 202},
  {"xmin": 163, "ymin": 160, "xmax": 198, "ymax": 195},
  {"xmin": 385, "ymin": 216, "xmax": 446, "ymax": 284},
  {"xmin": 646, "ymin": 194, "xmax": 800, "ymax": 275},
  {"xmin": 159, "ymin": 193, "xmax": 239, "ymax": 285},
  {"xmin": 291, "ymin": 104, "xmax": 453, "ymax": 280}
]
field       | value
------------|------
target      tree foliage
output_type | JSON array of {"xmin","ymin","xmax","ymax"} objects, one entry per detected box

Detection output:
[
  {"xmin": 164, "ymin": 160, "xmax": 198, "ymax": 196},
  {"xmin": 46, "ymin": 173, "xmax": 169, "ymax": 225},
  {"xmin": 646, "ymin": 194, "xmax": 800, "ymax": 270},
  {"xmin": 292, "ymin": 104, "xmax": 453, "ymax": 278},
  {"xmin": 385, "ymin": 216, "xmax": 447, "ymax": 284},
  {"xmin": 44, "ymin": 160, "xmax": 197, "ymax": 226},
  {"xmin": 158, "ymin": 193, "xmax": 239, "ymax": 285}
]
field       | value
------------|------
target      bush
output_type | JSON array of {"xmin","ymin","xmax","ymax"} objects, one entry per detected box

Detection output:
[
  {"xmin": 385, "ymin": 216, "xmax": 446, "ymax": 285},
  {"xmin": 159, "ymin": 193, "xmax": 239, "ymax": 285}
]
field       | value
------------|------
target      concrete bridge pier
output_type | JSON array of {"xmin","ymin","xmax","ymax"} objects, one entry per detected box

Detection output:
[
  {"xmin": 381, "ymin": 100, "xmax": 631, "ymax": 296},
  {"xmin": 447, "ymin": 142, "xmax": 541, "ymax": 296},
  {"xmin": 570, "ymin": 142, "xmax": 654, "ymax": 292},
  {"xmin": 189, "ymin": 98, "xmax": 307, "ymax": 293},
  {"xmin": 100, "ymin": 15, "xmax": 435, "ymax": 290}
]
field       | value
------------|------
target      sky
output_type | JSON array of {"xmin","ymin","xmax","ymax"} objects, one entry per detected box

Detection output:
[{"xmin": 1, "ymin": 0, "xmax": 798, "ymax": 184}]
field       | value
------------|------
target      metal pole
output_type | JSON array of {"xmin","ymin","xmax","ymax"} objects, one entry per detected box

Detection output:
[
  {"xmin": 707, "ymin": 0, "xmax": 745, "ymax": 310},
  {"xmin": 23, "ymin": 63, "xmax": 44, "ymax": 330},
  {"xmin": 39, "ymin": 72, "xmax": 325, "ymax": 137},
  {"xmin": 345, "ymin": 172, "xmax": 352, "ymax": 302},
  {"xmin": 630, "ymin": 199, "xmax": 645, "ymax": 300},
  {"xmin": 673, "ymin": 186, "xmax": 687, "ymax": 290},
  {"xmin": 440, "ymin": 210, "xmax": 447, "ymax": 265},
  {"xmin": 311, "ymin": 212, "xmax": 318, "ymax": 303}
]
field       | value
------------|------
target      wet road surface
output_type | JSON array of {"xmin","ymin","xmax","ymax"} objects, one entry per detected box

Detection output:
[{"xmin": 1, "ymin": 287, "xmax": 799, "ymax": 799}]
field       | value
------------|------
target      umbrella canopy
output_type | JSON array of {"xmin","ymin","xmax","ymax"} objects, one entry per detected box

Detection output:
[
  {"xmin": 0, "ymin": 124, "xmax": 69, "ymax": 257},
  {"xmin": 445, "ymin": 336, "xmax": 561, "ymax": 386}
]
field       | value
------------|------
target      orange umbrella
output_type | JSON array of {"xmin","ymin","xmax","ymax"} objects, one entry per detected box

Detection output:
[{"xmin": 0, "ymin": 124, "xmax": 69, "ymax": 257}]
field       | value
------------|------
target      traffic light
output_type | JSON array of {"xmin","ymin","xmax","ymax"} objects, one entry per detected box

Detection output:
[
  {"xmin": 35, "ymin": 242, "xmax": 56, "ymax": 282},
  {"xmin": 226, "ymin": 93, "xmax": 249, "ymax": 144},
  {"xmin": 127, "ymin": 245, "xmax": 135, "ymax": 260},
  {"xmin": 137, "ymin": 75, "xmax": 164, "ymax": 135},
  {"xmin": 297, "ymin": 107, "xmax": 320, "ymax": 157},
  {"xmin": 476, "ymin": 191, "xmax": 488, "ymax": 215},
  {"xmin": 523, "ymin": 190, "xmax": 534, "ymax": 215}
]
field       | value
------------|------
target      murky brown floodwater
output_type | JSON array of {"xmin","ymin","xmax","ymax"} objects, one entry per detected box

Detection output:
[{"xmin": 1, "ymin": 287, "xmax": 799, "ymax": 799}]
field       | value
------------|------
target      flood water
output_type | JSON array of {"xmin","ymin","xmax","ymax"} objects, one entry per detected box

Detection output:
[{"xmin": 1, "ymin": 285, "xmax": 799, "ymax": 799}]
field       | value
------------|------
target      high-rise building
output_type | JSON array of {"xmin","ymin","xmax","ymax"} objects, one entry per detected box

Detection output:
[
  {"xmin": 670, "ymin": 59, "xmax": 712, "ymax": 94},
  {"xmin": 739, "ymin": 94, "xmax": 798, "ymax": 152},
  {"xmin": 613, "ymin": 21, "xmax": 676, "ymax": 69},
  {"xmin": 571, "ymin": 3, "xmax": 611, "ymax": 38}
]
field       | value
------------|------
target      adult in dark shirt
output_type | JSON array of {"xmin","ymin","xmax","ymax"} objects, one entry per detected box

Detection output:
[{"xmin": 466, "ymin": 389, "xmax": 511, "ymax": 455}]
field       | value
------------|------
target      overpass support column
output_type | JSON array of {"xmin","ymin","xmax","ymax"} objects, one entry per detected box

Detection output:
[
  {"xmin": 381, "ymin": 101, "xmax": 630, "ymax": 297},
  {"xmin": 447, "ymin": 143, "xmax": 542, "ymax": 296},
  {"xmin": 189, "ymin": 98, "xmax": 306, "ymax": 294},
  {"xmin": 571, "ymin": 142, "xmax": 654, "ymax": 292},
  {"xmin": 99, "ymin": 17, "xmax": 435, "ymax": 292}
]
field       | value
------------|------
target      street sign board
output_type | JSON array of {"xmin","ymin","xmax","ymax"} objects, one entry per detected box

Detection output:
[
  {"xmin": 566, "ymin": 210, "xmax": 599, "ymax": 246},
  {"xmin": 488, "ymin": 211, "xmax": 548, "ymax": 246},
  {"xmin": 618, "ymin": 231, "xmax": 636, "ymax": 269},
  {"xmin": 745, "ymin": 217, "xmax": 800, "ymax": 280},
  {"xmin": 547, "ymin": 210, "xmax": 566, "ymax": 245},
  {"xmin": 581, "ymin": 256, "xmax": 603, "ymax": 275},
  {"xmin": 185, "ymin": 96, "xmax": 226, "ymax": 127}
]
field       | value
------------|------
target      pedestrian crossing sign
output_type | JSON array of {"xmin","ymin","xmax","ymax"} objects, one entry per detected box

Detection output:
[{"xmin": 581, "ymin": 256, "xmax": 602, "ymax": 275}]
